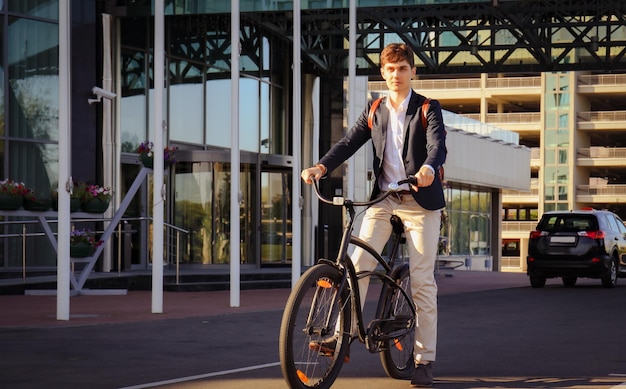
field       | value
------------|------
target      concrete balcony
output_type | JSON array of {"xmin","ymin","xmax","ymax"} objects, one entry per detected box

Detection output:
[
  {"xmin": 502, "ymin": 220, "xmax": 537, "ymax": 233},
  {"xmin": 485, "ymin": 76, "xmax": 541, "ymax": 89},
  {"xmin": 577, "ymin": 110, "xmax": 626, "ymax": 130},
  {"xmin": 577, "ymin": 147, "xmax": 626, "ymax": 167},
  {"xmin": 484, "ymin": 112, "xmax": 542, "ymax": 133},
  {"xmin": 578, "ymin": 74, "xmax": 626, "ymax": 94},
  {"xmin": 576, "ymin": 184, "xmax": 626, "ymax": 203}
]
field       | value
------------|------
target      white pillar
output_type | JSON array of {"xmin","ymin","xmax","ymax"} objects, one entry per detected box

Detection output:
[
  {"xmin": 101, "ymin": 13, "xmax": 114, "ymax": 273},
  {"xmin": 346, "ymin": 0, "xmax": 357, "ymax": 198},
  {"xmin": 230, "ymin": 0, "xmax": 241, "ymax": 307},
  {"xmin": 292, "ymin": 0, "xmax": 302, "ymax": 286},
  {"xmin": 151, "ymin": 0, "xmax": 165, "ymax": 314},
  {"xmin": 57, "ymin": 0, "xmax": 72, "ymax": 321}
]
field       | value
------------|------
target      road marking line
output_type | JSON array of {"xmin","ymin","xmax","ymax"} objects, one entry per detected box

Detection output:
[{"xmin": 118, "ymin": 362, "xmax": 281, "ymax": 389}]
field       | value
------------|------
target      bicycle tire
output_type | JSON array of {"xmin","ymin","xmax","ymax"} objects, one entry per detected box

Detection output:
[
  {"xmin": 279, "ymin": 263, "xmax": 352, "ymax": 389},
  {"xmin": 378, "ymin": 264, "xmax": 416, "ymax": 379}
]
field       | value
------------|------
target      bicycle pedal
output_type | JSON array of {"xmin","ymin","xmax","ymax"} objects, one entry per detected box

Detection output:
[{"xmin": 309, "ymin": 340, "xmax": 350, "ymax": 363}]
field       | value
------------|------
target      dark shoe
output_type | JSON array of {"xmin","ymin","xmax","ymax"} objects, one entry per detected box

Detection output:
[
  {"xmin": 308, "ymin": 335, "xmax": 350, "ymax": 363},
  {"xmin": 410, "ymin": 363, "xmax": 433, "ymax": 387}
]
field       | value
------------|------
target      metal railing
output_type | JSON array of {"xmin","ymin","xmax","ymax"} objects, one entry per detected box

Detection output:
[
  {"xmin": 485, "ymin": 112, "xmax": 542, "ymax": 124},
  {"xmin": 501, "ymin": 256, "xmax": 522, "ymax": 269},
  {"xmin": 485, "ymin": 77, "xmax": 541, "ymax": 88},
  {"xmin": 576, "ymin": 185, "xmax": 626, "ymax": 196},
  {"xmin": 501, "ymin": 221, "xmax": 536, "ymax": 232},
  {"xmin": 578, "ymin": 110, "xmax": 626, "ymax": 122},
  {"xmin": 0, "ymin": 216, "xmax": 189, "ymax": 284},
  {"xmin": 577, "ymin": 147, "xmax": 626, "ymax": 159},
  {"xmin": 578, "ymin": 74, "xmax": 626, "ymax": 86}
]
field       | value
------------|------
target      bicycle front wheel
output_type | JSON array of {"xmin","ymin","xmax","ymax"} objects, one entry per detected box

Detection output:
[
  {"xmin": 378, "ymin": 264, "xmax": 416, "ymax": 379},
  {"xmin": 279, "ymin": 263, "xmax": 352, "ymax": 389}
]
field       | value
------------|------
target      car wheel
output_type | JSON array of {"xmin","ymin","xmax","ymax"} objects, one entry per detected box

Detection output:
[
  {"xmin": 601, "ymin": 259, "xmax": 618, "ymax": 288},
  {"xmin": 530, "ymin": 275, "xmax": 546, "ymax": 288},
  {"xmin": 562, "ymin": 276, "xmax": 577, "ymax": 287}
]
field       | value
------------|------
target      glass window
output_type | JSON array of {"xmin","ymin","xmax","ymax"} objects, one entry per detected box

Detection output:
[
  {"xmin": 206, "ymin": 79, "xmax": 231, "ymax": 148},
  {"xmin": 556, "ymin": 203, "xmax": 569, "ymax": 211},
  {"xmin": 444, "ymin": 185, "xmax": 491, "ymax": 256},
  {"xmin": 614, "ymin": 216, "xmax": 626, "ymax": 234},
  {"xmin": 240, "ymin": 77, "xmax": 260, "ymax": 152},
  {"xmin": 530, "ymin": 209, "xmax": 539, "ymax": 220},
  {"xmin": 8, "ymin": 0, "xmax": 58, "ymax": 20},
  {"xmin": 544, "ymin": 129, "xmax": 568, "ymax": 148},
  {"xmin": 260, "ymin": 81, "xmax": 270, "ymax": 154},
  {"xmin": 120, "ymin": 94, "xmax": 147, "ymax": 152},
  {"xmin": 240, "ymin": 27, "xmax": 259, "ymax": 73},
  {"xmin": 544, "ymin": 148, "xmax": 556, "ymax": 164},
  {"xmin": 10, "ymin": 140, "xmax": 58, "ymax": 195},
  {"xmin": 605, "ymin": 214, "xmax": 618, "ymax": 232},
  {"xmin": 119, "ymin": 49, "xmax": 149, "ymax": 150},
  {"xmin": 506, "ymin": 209, "xmax": 517, "ymax": 220},
  {"xmin": 545, "ymin": 186, "xmax": 555, "ymax": 201},
  {"xmin": 173, "ymin": 161, "xmax": 256, "ymax": 265},
  {"xmin": 174, "ymin": 161, "xmax": 213, "ymax": 264},
  {"xmin": 545, "ymin": 112, "xmax": 556, "ymax": 128},
  {"xmin": 170, "ymin": 79, "xmax": 204, "ymax": 145},
  {"xmin": 8, "ymin": 17, "xmax": 59, "ymax": 140}
]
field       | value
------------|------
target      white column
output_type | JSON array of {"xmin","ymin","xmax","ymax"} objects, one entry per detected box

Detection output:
[
  {"xmin": 230, "ymin": 0, "xmax": 241, "ymax": 307},
  {"xmin": 57, "ymin": 0, "xmax": 72, "ymax": 320},
  {"xmin": 101, "ymin": 13, "xmax": 114, "ymax": 273},
  {"xmin": 292, "ymin": 0, "xmax": 302, "ymax": 286},
  {"xmin": 151, "ymin": 0, "xmax": 165, "ymax": 314},
  {"xmin": 346, "ymin": 0, "xmax": 357, "ymax": 198}
]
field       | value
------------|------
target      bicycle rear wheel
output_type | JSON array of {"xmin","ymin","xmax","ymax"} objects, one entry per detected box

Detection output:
[
  {"xmin": 279, "ymin": 263, "xmax": 352, "ymax": 389},
  {"xmin": 378, "ymin": 264, "xmax": 416, "ymax": 379}
]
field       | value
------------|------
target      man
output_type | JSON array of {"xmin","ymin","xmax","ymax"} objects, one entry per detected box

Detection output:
[{"xmin": 301, "ymin": 42, "xmax": 446, "ymax": 387}]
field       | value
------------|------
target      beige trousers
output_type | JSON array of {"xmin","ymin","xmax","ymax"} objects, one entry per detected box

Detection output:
[{"xmin": 350, "ymin": 194, "xmax": 441, "ymax": 363}]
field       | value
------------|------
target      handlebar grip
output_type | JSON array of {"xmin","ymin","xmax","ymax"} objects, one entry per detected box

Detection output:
[{"xmin": 399, "ymin": 176, "xmax": 417, "ymax": 186}]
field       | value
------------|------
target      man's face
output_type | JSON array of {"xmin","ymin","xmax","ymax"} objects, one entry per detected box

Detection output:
[{"xmin": 380, "ymin": 60, "xmax": 416, "ymax": 94}]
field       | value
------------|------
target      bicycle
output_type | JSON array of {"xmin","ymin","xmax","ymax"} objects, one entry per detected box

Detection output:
[{"xmin": 279, "ymin": 176, "xmax": 418, "ymax": 389}]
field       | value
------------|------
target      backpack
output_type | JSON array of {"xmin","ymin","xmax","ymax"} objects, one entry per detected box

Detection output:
[{"xmin": 367, "ymin": 96, "xmax": 445, "ymax": 181}]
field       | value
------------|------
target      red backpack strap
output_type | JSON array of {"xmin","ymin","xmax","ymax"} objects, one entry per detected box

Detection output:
[
  {"xmin": 367, "ymin": 97, "xmax": 384, "ymax": 129},
  {"xmin": 421, "ymin": 98, "xmax": 431, "ymax": 128},
  {"xmin": 421, "ymin": 98, "xmax": 445, "ymax": 181}
]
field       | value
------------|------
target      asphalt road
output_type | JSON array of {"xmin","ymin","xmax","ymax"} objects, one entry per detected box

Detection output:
[{"xmin": 2, "ymin": 279, "xmax": 626, "ymax": 389}]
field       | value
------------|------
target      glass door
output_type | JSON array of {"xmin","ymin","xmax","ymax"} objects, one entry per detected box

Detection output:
[
  {"xmin": 119, "ymin": 161, "xmax": 150, "ymax": 270},
  {"xmin": 260, "ymin": 169, "xmax": 292, "ymax": 266}
]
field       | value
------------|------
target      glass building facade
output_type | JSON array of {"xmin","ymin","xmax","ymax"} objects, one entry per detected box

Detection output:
[{"xmin": 0, "ymin": 0, "xmax": 514, "ymax": 277}]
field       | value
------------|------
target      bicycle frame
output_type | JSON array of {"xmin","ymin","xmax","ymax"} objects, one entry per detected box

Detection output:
[{"xmin": 312, "ymin": 178, "xmax": 417, "ymax": 347}]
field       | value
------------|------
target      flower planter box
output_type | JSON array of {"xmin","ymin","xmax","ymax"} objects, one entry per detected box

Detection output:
[
  {"xmin": 82, "ymin": 198, "xmax": 110, "ymax": 213},
  {"xmin": 70, "ymin": 243, "xmax": 95, "ymax": 258},
  {"xmin": 0, "ymin": 194, "xmax": 23, "ymax": 210},
  {"xmin": 23, "ymin": 198, "xmax": 52, "ymax": 212}
]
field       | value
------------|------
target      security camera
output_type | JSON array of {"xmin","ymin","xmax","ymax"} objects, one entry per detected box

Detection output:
[{"xmin": 88, "ymin": 86, "xmax": 116, "ymax": 104}]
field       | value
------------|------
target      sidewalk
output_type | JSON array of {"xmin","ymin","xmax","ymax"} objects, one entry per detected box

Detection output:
[{"xmin": 0, "ymin": 270, "xmax": 529, "ymax": 329}]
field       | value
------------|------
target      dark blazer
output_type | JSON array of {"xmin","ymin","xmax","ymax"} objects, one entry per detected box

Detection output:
[{"xmin": 318, "ymin": 91, "xmax": 446, "ymax": 210}]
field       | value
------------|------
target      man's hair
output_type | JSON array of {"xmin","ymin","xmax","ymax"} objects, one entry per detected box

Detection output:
[{"xmin": 380, "ymin": 43, "xmax": 415, "ymax": 69}]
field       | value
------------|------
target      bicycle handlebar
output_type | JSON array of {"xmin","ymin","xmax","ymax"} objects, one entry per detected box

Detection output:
[{"xmin": 310, "ymin": 176, "xmax": 417, "ymax": 208}]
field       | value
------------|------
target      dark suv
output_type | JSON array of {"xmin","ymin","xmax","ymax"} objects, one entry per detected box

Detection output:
[{"xmin": 527, "ymin": 209, "xmax": 626, "ymax": 288}]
